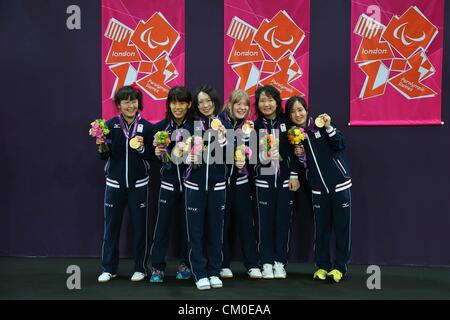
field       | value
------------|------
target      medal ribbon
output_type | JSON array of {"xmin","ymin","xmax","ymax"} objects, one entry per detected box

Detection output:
[{"xmin": 118, "ymin": 113, "xmax": 141, "ymax": 140}]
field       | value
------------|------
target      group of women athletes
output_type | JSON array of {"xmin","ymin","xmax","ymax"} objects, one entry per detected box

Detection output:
[{"xmin": 95, "ymin": 83, "xmax": 352, "ymax": 290}]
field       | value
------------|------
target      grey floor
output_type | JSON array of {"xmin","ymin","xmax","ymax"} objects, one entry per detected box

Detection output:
[{"xmin": 1, "ymin": 257, "xmax": 450, "ymax": 300}]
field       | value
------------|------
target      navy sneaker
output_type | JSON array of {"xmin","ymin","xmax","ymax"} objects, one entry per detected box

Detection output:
[
  {"xmin": 149, "ymin": 268, "xmax": 165, "ymax": 283},
  {"xmin": 175, "ymin": 263, "xmax": 191, "ymax": 280}
]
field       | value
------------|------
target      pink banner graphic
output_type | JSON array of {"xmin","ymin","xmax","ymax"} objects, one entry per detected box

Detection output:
[
  {"xmin": 224, "ymin": 0, "xmax": 310, "ymax": 107},
  {"xmin": 350, "ymin": 0, "xmax": 444, "ymax": 126},
  {"xmin": 102, "ymin": 0, "xmax": 185, "ymax": 122}
]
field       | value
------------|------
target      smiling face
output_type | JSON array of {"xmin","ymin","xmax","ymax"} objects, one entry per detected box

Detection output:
[
  {"xmin": 257, "ymin": 91, "xmax": 277, "ymax": 119},
  {"xmin": 197, "ymin": 91, "xmax": 215, "ymax": 117},
  {"xmin": 232, "ymin": 99, "xmax": 250, "ymax": 120},
  {"xmin": 289, "ymin": 100, "xmax": 308, "ymax": 128},
  {"xmin": 170, "ymin": 101, "xmax": 191, "ymax": 122},
  {"xmin": 119, "ymin": 98, "xmax": 139, "ymax": 121}
]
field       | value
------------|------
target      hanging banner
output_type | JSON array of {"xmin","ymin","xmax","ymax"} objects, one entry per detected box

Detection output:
[
  {"xmin": 350, "ymin": 0, "xmax": 444, "ymax": 126},
  {"xmin": 224, "ymin": 0, "xmax": 310, "ymax": 105},
  {"xmin": 102, "ymin": 0, "xmax": 185, "ymax": 122}
]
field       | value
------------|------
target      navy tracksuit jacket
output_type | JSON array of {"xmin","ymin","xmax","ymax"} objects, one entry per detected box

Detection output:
[
  {"xmin": 220, "ymin": 113, "xmax": 259, "ymax": 270},
  {"xmin": 301, "ymin": 117, "xmax": 352, "ymax": 274},
  {"xmin": 150, "ymin": 118, "xmax": 190, "ymax": 271},
  {"xmin": 253, "ymin": 113, "xmax": 300, "ymax": 265},
  {"xmin": 99, "ymin": 113, "xmax": 154, "ymax": 274},
  {"xmin": 183, "ymin": 114, "xmax": 231, "ymax": 282}
]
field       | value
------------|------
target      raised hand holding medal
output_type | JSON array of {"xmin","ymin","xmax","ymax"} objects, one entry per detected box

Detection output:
[
  {"xmin": 242, "ymin": 120, "xmax": 254, "ymax": 135},
  {"xmin": 315, "ymin": 113, "xmax": 331, "ymax": 129},
  {"xmin": 315, "ymin": 116, "xmax": 325, "ymax": 128},
  {"xmin": 210, "ymin": 118, "xmax": 222, "ymax": 130},
  {"xmin": 211, "ymin": 118, "xmax": 227, "ymax": 140},
  {"xmin": 129, "ymin": 135, "xmax": 144, "ymax": 149}
]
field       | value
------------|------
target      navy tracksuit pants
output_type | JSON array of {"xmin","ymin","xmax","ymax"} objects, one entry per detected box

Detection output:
[
  {"xmin": 102, "ymin": 185, "xmax": 150, "ymax": 274},
  {"xmin": 222, "ymin": 177, "xmax": 259, "ymax": 270},
  {"xmin": 312, "ymin": 188, "xmax": 352, "ymax": 274},
  {"xmin": 254, "ymin": 177, "xmax": 294, "ymax": 265},
  {"xmin": 184, "ymin": 181, "xmax": 226, "ymax": 282},
  {"xmin": 150, "ymin": 181, "xmax": 189, "ymax": 271}
]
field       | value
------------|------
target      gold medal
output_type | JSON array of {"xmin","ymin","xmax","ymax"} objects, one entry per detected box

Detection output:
[
  {"xmin": 211, "ymin": 118, "xmax": 222, "ymax": 130},
  {"xmin": 129, "ymin": 136, "xmax": 141, "ymax": 149},
  {"xmin": 315, "ymin": 116, "xmax": 325, "ymax": 128},
  {"xmin": 242, "ymin": 121, "xmax": 253, "ymax": 135}
]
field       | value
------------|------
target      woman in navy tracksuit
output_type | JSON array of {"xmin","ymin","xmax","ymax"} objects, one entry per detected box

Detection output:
[
  {"xmin": 220, "ymin": 89, "xmax": 261, "ymax": 280},
  {"xmin": 253, "ymin": 85, "xmax": 300, "ymax": 279},
  {"xmin": 183, "ymin": 85, "xmax": 231, "ymax": 290},
  {"xmin": 149, "ymin": 86, "xmax": 193, "ymax": 283},
  {"xmin": 285, "ymin": 96, "xmax": 351, "ymax": 283},
  {"xmin": 96, "ymin": 84, "xmax": 154, "ymax": 283}
]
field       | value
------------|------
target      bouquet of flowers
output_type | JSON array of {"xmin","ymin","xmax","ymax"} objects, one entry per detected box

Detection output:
[
  {"xmin": 235, "ymin": 145, "xmax": 252, "ymax": 175},
  {"xmin": 287, "ymin": 126, "xmax": 306, "ymax": 145},
  {"xmin": 153, "ymin": 131, "xmax": 172, "ymax": 163},
  {"xmin": 172, "ymin": 141, "xmax": 186, "ymax": 158},
  {"xmin": 173, "ymin": 136, "xmax": 204, "ymax": 168},
  {"xmin": 89, "ymin": 119, "xmax": 110, "ymax": 152},
  {"xmin": 186, "ymin": 136, "xmax": 205, "ymax": 166},
  {"xmin": 259, "ymin": 134, "xmax": 281, "ymax": 161},
  {"xmin": 182, "ymin": 135, "xmax": 205, "ymax": 179},
  {"xmin": 288, "ymin": 126, "xmax": 307, "ymax": 168}
]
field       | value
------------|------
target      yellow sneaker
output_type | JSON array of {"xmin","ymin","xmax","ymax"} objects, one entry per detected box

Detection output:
[
  {"xmin": 327, "ymin": 269, "xmax": 343, "ymax": 283},
  {"xmin": 313, "ymin": 269, "xmax": 328, "ymax": 280}
]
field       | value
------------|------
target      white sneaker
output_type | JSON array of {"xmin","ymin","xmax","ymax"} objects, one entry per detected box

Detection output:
[
  {"xmin": 131, "ymin": 272, "xmax": 146, "ymax": 282},
  {"xmin": 248, "ymin": 268, "xmax": 262, "ymax": 279},
  {"xmin": 196, "ymin": 277, "xmax": 211, "ymax": 290},
  {"xmin": 273, "ymin": 261, "xmax": 287, "ymax": 279},
  {"xmin": 98, "ymin": 272, "xmax": 117, "ymax": 283},
  {"xmin": 262, "ymin": 264, "xmax": 274, "ymax": 279},
  {"xmin": 209, "ymin": 276, "xmax": 223, "ymax": 288},
  {"xmin": 220, "ymin": 268, "xmax": 233, "ymax": 278}
]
